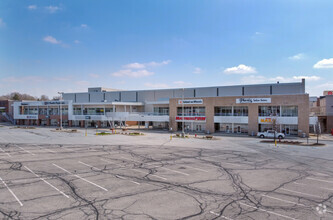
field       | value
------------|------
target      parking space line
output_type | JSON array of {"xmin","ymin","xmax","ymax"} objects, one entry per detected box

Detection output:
[
  {"xmin": 294, "ymin": 182, "xmax": 333, "ymax": 191},
  {"xmin": 262, "ymin": 194, "xmax": 306, "ymax": 207},
  {"xmin": 0, "ymin": 148, "xmax": 11, "ymax": 157},
  {"xmin": 79, "ymin": 161, "xmax": 102, "ymax": 171},
  {"xmin": 0, "ymin": 176, "xmax": 23, "ymax": 206},
  {"xmin": 24, "ymin": 166, "xmax": 69, "ymax": 198},
  {"xmin": 156, "ymin": 166, "xmax": 190, "ymax": 176},
  {"xmin": 115, "ymin": 175, "xmax": 140, "ymax": 185},
  {"xmin": 306, "ymin": 177, "xmax": 333, "ymax": 184},
  {"xmin": 134, "ymin": 169, "xmax": 167, "ymax": 180},
  {"xmin": 17, "ymin": 146, "xmax": 35, "ymax": 156},
  {"xmin": 100, "ymin": 158, "xmax": 123, "ymax": 167},
  {"xmin": 209, "ymin": 211, "xmax": 233, "ymax": 220},
  {"xmin": 280, "ymin": 188, "xmax": 322, "ymax": 198},
  {"xmin": 239, "ymin": 202, "xmax": 297, "ymax": 220},
  {"xmin": 120, "ymin": 156, "xmax": 142, "ymax": 163},
  {"xmin": 181, "ymin": 164, "xmax": 209, "ymax": 172},
  {"xmin": 38, "ymin": 146, "xmax": 56, "ymax": 154},
  {"xmin": 52, "ymin": 163, "xmax": 108, "ymax": 191}
]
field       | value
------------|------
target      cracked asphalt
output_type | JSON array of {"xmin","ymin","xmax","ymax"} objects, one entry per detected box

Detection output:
[{"xmin": 0, "ymin": 125, "xmax": 333, "ymax": 219}]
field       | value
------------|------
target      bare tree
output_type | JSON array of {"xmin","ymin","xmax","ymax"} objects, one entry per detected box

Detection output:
[{"xmin": 39, "ymin": 95, "xmax": 49, "ymax": 101}]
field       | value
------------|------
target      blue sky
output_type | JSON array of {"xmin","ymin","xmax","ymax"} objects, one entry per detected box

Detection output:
[{"xmin": 1, "ymin": 0, "xmax": 332, "ymax": 98}]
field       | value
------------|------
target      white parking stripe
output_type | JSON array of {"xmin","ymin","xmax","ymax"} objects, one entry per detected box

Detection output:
[
  {"xmin": 17, "ymin": 146, "xmax": 35, "ymax": 156},
  {"xmin": 0, "ymin": 176, "xmax": 23, "ymax": 206},
  {"xmin": 280, "ymin": 188, "xmax": 322, "ymax": 198},
  {"xmin": 100, "ymin": 158, "xmax": 123, "ymax": 167},
  {"xmin": 38, "ymin": 146, "xmax": 56, "ymax": 153},
  {"xmin": 209, "ymin": 211, "xmax": 233, "ymax": 220},
  {"xmin": 157, "ymin": 166, "xmax": 190, "ymax": 176},
  {"xmin": 239, "ymin": 202, "xmax": 297, "ymax": 220},
  {"xmin": 294, "ymin": 182, "xmax": 333, "ymax": 191},
  {"xmin": 306, "ymin": 177, "xmax": 333, "ymax": 184},
  {"xmin": 181, "ymin": 164, "xmax": 209, "ymax": 172},
  {"xmin": 52, "ymin": 163, "xmax": 108, "ymax": 191},
  {"xmin": 134, "ymin": 169, "xmax": 167, "ymax": 180},
  {"xmin": 24, "ymin": 166, "xmax": 69, "ymax": 198},
  {"xmin": 262, "ymin": 194, "xmax": 306, "ymax": 207},
  {"xmin": 79, "ymin": 161, "xmax": 102, "ymax": 171},
  {"xmin": 0, "ymin": 148, "xmax": 11, "ymax": 157},
  {"xmin": 115, "ymin": 175, "xmax": 140, "ymax": 185},
  {"xmin": 120, "ymin": 156, "xmax": 142, "ymax": 163}
]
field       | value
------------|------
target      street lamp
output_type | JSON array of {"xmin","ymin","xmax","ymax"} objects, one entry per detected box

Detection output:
[
  {"xmin": 182, "ymin": 88, "xmax": 185, "ymax": 137},
  {"xmin": 58, "ymin": 92, "xmax": 64, "ymax": 130}
]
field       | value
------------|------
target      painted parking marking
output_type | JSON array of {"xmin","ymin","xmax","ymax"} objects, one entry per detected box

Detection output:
[
  {"xmin": 239, "ymin": 202, "xmax": 297, "ymax": 220},
  {"xmin": 180, "ymin": 164, "xmax": 209, "ymax": 172},
  {"xmin": 294, "ymin": 182, "xmax": 333, "ymax": 191},
  {"xmin": 17, "ymin": 146, "xmax": 35, "ymax": 156},
  {"xmin": 0, "ymin": 147, "xmax": 11, "ymax": 157},
  {"xmin": 280, "ymin": 188, "xmax": 322, "ymax": 199},
  {"xmin": 120, "ymin": 156, "xmax": 142, "ymax": 163},
  {"xmin": 209, "ymin": 211, "xmax": 233, "ymax": 220},
  {"xmin": 134, "ymin": 169, "xmax": 167, "ymax": 180},
  {"xmin": 0, "ymin": 176, "xmax": 23, "ymax": 206},
  {"xmin": 100, "ymin": 158, "xmax": 123, "ymax": 167},
  {"xmin": 38, "ymin": 146, "xmax": 56, "ymax": 154},
  {"xmin": 115, "ymin": 175, "xmax": 140, "ymax": 185},
  {"xmin": 52, "ymin": 163, "xmax": 108, "ymax": 191},
  {"xmin": 24, "ymin": 166, "xmax": 69, "ymax": 198},
  {"xmin": 306, "ymin": 177, "xmax": 333, "ymax": 184},
  {"xmin": 155, "ymin": 166, "xmax": 190, "ymax": 176},
  {"xmin": 79, "ymin": 161, "xmax": 102, "ymax": 171},
  {"xmin": 262, "ymin": 194, "xmax": 306, "ymax": 207}
]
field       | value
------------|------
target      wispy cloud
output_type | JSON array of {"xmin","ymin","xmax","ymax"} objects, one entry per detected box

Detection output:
[
  {"xmin": 0, "ymin": 18, "xmax": 6, "ymax": 27},
  {"xmin": 289, "ymin": 53, "xmax": 305, "ymax": 60},
  {"xmin": 240, "ymin": 75, "xmax": 321, "ymax": 84},
  {"xmin": 313, "ymin": 58, "xmax": 333, "ymax": 69},
  {"xmin": 81, "ymin": 24, "xmax": 88, "ymax": 28},
  {"xmin": 45, "ymin": 6, "xmax": 61, "ymax": 13},
  {"xmin": 193, "ymin": 67, "xmax": 202, "ymax": 74},
  {"xmin": 43, "ymin": 36, "xmax": 61, "ymax": 44},
  {"xmin": 89, "ymin": 73, "xmax": 99, "ymax": 78},
  {"xmin": 144, "ymin": 82, "xmax": 169, "ymax": 89},
  {"xmin": 123, "ymin": 60, "xmax": 171, "ymax": 69},
  {"xmin": 224, "ymin": 64, "xmax": 257, "ymax": 74},
  {"xmin": 27, "ymin": 5, "xmax": 37, "ymax": 10},
  {"xmin": 74, "ymin": 40, "xmax": 80, "ymax": 44},
  {"xmin": 112, "ymin": 69, "xmax": 154, "ymax": 78},
  {"xmin": 2, "ymin": 76, "xmax": 45, "ymax": 83}
]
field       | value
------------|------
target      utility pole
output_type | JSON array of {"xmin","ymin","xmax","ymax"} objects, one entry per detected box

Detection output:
[
  {"xmin": 182, "ymin": 88, "xmax": 185, "ymax": 137},
  {"xmin": 58, "ymin": 92, "xmax": 64, "ymax": 130}
]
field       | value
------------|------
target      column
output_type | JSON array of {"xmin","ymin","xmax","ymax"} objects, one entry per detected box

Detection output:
[
  {"xmin": 69, "ymin": 120, "xmax": 72, "ymax": 127},
  {"xmin": 81, "ymin": 120, "xmax": 85, "ymax": 128},
  {"xmin": 97, "ymin": 121, "xmax": 101, "ymax": 128}
]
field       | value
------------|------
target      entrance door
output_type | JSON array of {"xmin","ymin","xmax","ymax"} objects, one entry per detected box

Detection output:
[
  {"xmin": 226, "ymin": 125, "xmax": 230, "ymax": 133},
  {"xmin": 196, "ymin": 124, "xmax": 202, "ymax": 131},
  {"xmin": 237, "ymin": 126, "xmax": 241, "ymax": 133},
  {"xmin": 285, "ymin": 126, "xmax": 290, "ymax": 135}
]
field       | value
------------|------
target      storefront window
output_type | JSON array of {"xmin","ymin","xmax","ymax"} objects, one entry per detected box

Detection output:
[
  {"xmin": 39, "ymin": 108, "xmax": 47, "ymax": 115},
  {"xmin": 83, "ymin": 107, "xmax": 105, "ymax": 115},
  {"xmin": 73, "ymin": 107, "xmax": 82, "ymax": 115},
  {"xmin": 258, "ymin": 106, "xmax": 280, "ymax": 116},
  {"xmin": 215, "ymin": 106, "xmax": 232, "ymax": 116},
  {"xmin": 154, "ymin": 107, "xmax": 169, "ymax": 115},
  {"xmin": 177, "ymin": 107, "xmax": 205, "ymax": 116},
  {"xmin": 281, "ymin": 106, "xmax": 298, "ymax": 117},
  {"xmin": 233, "ymin": 107, "xmax": 248, "ymax": 116}
]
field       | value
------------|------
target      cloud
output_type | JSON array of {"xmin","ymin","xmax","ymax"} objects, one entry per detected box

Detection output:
[
  {"xmin": 74, "ymin": 40, "xmax": 80, "ymax": 44},
  {"xmin": 144, "ymin": 82, "xmax": 169, "ymax": 89},
  {"xmin": 255, "ymin": 32, "xmax": 263, "ymax": 35},
  {"xmin": 89, "ymin": 73, "xmax": 99, "ymax": 78},
  {"xmin": 75, "ymin": 81, "xmax": 90, "ymax": 86},
  {"xmin": 240, "ymin": 75, "xmax": 321, "ymax": 84},
  {"xmin": 2, "ymin": 76, "xmax": 45, "ymax": 83},
  {"xmin": 45, "ymin": 6, "xmax": 61, "ymax": 13},
  {"xmin": 112, "ymin": 69, "xmax": 154, "ymax": 78},
  {"xmin": 313, "ymin": 58, "xmax": 333, "ymax": 69},
  {"xmin": 173, "ymin": 81, "xmax": 192, "ymax": 87},
  {"xmin": 43, "ymin": 36, "xmax": 61, "ymax": 44},
  {"xmin": 0, "ymin": 18, "xmax": 6, "ymax": 27},
  {"xmin": 224, "ymin": 64, "xmax": 257, "ymax": 74},
  {"xmin": 193, "ymin": 67, "xmax": 202, "ymax": 74},
  {"xmin": 80, "ymin": 24, "xmax": 88, "ymax": 28},
  {"xmin": 27, "ymin": 5, "xmax": 37, "ymax": 10},
  {"xmin": 289, "ymin": 53, "xmax": 305, "ymax": 60},
  {"xmin": 123, "ymin": 60, "xmax": 171, "ymax": 69}
]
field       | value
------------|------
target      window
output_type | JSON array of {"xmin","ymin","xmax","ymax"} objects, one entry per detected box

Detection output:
[
  {"xmin": 281, "ymin": 106, "xmax": 298, "ymax": 117},
  {"xmin": 233, "ymin": 106, "xmax": 248, "ymax": 116},
  {"xmin": 83, "ymin": 107, "xmax": 104, "ymax": 115},
  {"xmin": 39, "ymin": 108, "xmax": 47, "ymax": 115},
  {"xmin": 258, "ymin": 106, "xmax": 280, "ymax": 116},
  {"xmin": 177, "ymin": 107, "xmax": 205, "ymax": 116},
  {"xmin": 73, "ymin": 107, "xmax": 81, "ymax": 115},
  {"xmin": 215, "ymin": 106, "xmax": 232, "ymax": 116},
  {"xmin": 154, "ymin": 107, "xmax": 169, "ymax": 115}
]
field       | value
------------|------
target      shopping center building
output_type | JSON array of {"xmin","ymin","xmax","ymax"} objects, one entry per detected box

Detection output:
[{"xmin": 12, "ymin": 79, "xmax": 310, "ymax": 136}]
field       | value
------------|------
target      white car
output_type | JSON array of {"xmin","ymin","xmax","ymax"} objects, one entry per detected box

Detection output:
[{"xmin": 257, "ymin": 130, "xmax": 285, "ymax": 139}]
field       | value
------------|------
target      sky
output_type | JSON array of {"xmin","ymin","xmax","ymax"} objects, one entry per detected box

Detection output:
[{"xmin": 0, "ymin": 0, "xmax": 333, "ymax": 98}]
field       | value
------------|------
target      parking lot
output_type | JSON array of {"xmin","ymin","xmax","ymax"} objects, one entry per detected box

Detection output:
[{"xmin": 0, "ymin": 125, "xmax": 333, "ymax": 219}]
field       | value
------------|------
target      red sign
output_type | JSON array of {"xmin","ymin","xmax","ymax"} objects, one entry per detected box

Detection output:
[
  {"xmin": 176, "ymin": 116, "xmax": 206, "ymax": 121},
  {"xmin": 328, "ymin": 91, "xmax": 333, "ymax": 95}
]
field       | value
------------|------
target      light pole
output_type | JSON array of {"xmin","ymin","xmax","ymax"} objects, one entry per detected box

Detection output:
[
  {"xmin": 182, "ymin": 88, "xmax": 185, "ymax": 137},
  {"xmin": 58, "ymin": 92, "xmax": 64, "ymax": 130}
]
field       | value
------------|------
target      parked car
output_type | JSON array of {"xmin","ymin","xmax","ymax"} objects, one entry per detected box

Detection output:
[{"xmin": 257, "ymin": 130, "xmax": 285, "ymax": 139}]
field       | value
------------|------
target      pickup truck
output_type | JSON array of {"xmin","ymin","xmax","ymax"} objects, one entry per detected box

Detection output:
[{"xmin": 257, "ymin": 130, "xmax": 285, "ymax": 139}]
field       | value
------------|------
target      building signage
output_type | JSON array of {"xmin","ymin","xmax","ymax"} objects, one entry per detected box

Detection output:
[
  {"xmin": 260, "ymin": 118, "xmax": 272, "ymax": 123},
  {"xmin": 44, "ymin": 101, "xmax": 66, "ymax": 105},
  {"xmin": 85, "ymin": 116, "xmax": 91, "ymax": 119},
  {"xmin": 236, "ymin": 98, "xmax": 271, "ymax": 104},
  {"xmin": 178, "ymin": 99, "xmax": 203, "ymax": 105},
  {"xmin": 26, "ymin": 115, "xmax": 38, "ymax": 119},
  {"xmin": 176, "ymin": 116, "xmax": 206, "ymax": 121}
]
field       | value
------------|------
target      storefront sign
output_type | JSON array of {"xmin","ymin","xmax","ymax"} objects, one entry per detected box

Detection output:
[
  {"xmin": 236, "ymin": 98, "xmax": 271, "ymax": 104},
  {"xmin": 178, "ymin": 99, "xmax": 203, "ymax": 105},
  {"xmin": 176, "ymin": 116, "xmax": 206, "ymax": 121},
  {"xmin": 26, "ymin": 115, "xmax": 38, "ymax": 119},
  {"xmin": 44, "ymin": 101, "xmax": 66, "ymax": 105},
  {"xmin": 260, "ymin": 118, "xmax": 272, "ymax": 123}
]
